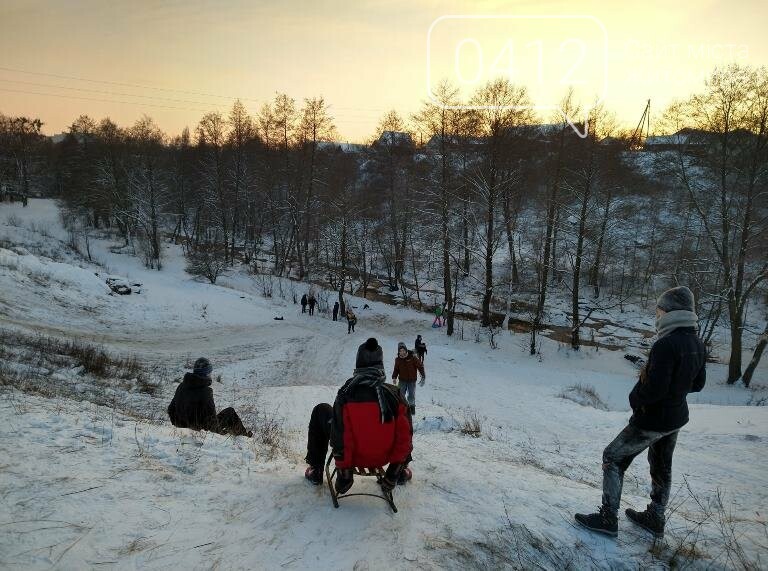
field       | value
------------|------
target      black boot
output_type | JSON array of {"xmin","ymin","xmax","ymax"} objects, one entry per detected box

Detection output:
[
  {"xmin": 335, "ymin": 469, "xmax": 354, "ymax": 494},
  {"xmin": 304, "ymin": 465, "xmax": 322, "ymax": 485},
  {"xmin": 575, "ymin": 506, "xmax": 618, "ymax": 537},
  {"xmin": 626, "ymin": 505, "xmax": 665, "ymax": 537},
  {"xmin": 409, "ymin": 405, "xmax": 415, "ymax": 416}
]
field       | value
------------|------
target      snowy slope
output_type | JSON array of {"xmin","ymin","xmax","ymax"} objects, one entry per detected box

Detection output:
[{"xmin": 1, "ymin": 200, "xmax": 766, "ymax": 570}]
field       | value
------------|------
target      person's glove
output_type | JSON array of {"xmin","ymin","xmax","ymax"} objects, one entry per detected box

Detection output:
[{"xmin": 419, "ymin": 376, "xmax": 425, "ymax": 387}]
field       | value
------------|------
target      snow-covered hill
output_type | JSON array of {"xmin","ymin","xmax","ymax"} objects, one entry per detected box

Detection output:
[{"xmin": 1, "ymin": 200, "xmax": 766, "ymax": 570}]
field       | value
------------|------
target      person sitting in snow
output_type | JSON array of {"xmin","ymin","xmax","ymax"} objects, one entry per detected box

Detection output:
[
  {"xmin": 414, "ymin": 335, "xmax": 427, "ymax": 363},
  {"xmin": 304, "ymin": 338, "xmax": 413, "ymax": 491},
  {"xmin": 575, "ymin": 286, "xmax": 706, "ymax": 538},
  {"xmin": 168, "ymin": 357, "xmax": 252, "ymax": 437},
  {"xmin": 392, "ymin": 342, "xmax": 425, "ymax": 415}
]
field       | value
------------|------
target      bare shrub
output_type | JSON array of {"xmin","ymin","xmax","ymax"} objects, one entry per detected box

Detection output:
[
  {"xmin": 254, "ymin": 274, "xmax": 274, "ymax": 298},
  {"xmin": 185, "ymin": 247, "xmax": 230, "ymax": 284},
  {"xmin": 558, "ymin": 384, "xmax": 608, "ymax": 411},
  {"xmin": 459, "ymin": 408, "xmax": 485, "ymax": 438},
  {"xmin": 651, "ymin": 480, "xmax": 767, "ymax": 570},
  {"xmin": 5, "ymin": 213, "xmax": 22, "ymax": 227},
  {"xmin": 251, "ymin": 410, "xmax": 287, "ymax": 458}
]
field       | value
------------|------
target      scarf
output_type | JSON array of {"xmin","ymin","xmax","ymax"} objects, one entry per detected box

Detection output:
[
  {"xmin": 656, "ymin": 310, "xmax": 698, "ymax": 338},
  {"xmin": 339, "ymin": 366, "xmax": 392, "ymax": 423}
]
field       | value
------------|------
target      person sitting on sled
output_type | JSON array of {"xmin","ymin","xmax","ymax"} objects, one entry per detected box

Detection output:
[{"xmin": 303, "ymin": 338, "xmax": 413, "ymax": 493}]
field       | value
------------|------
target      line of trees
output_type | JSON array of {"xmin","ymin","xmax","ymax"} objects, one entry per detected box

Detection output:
[{"xmin": 1, "ymin": 64, "xmax": 766, "ymax": 384}]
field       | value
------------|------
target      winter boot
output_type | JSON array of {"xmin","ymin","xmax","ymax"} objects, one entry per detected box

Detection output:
[
  {"xmin": 397, "ymin": 466, "xmax": 412, "ymax": 485},
  {"xmin": 335, "ymin": 470, "xmax": 354, "ymax": 494},
  {"xmin": 409, "ymin": 405, "xmax": 416, "ymax": 416},
  {"xmin": 304, "ymin": 465, "xmax": 322, "ymax": 486},
  {"xmin": 626, "ymin": 505, "xmax": 665, "ymax": 538},
  {"xmin": 574, "ymin": 506, "xmax": 618, "ymax": 537}
]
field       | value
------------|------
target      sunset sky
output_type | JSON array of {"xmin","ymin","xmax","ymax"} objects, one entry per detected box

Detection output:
[{"xmin": 1, "ymin": 0, "xmax": 766, "ymax": 142}]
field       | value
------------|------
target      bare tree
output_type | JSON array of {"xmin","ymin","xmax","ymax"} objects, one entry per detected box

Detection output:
[
  {"xmin": 663, "ymin": 65, "xmax": 768, "ymax": 382},
  {"xmin": 469, "ymin": 78, "xmax": 534, "ymax": 326}
]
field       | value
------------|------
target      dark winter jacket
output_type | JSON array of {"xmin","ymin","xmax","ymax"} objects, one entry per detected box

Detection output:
[
  {"xmin": 629, "ymin": 327, "xmax": 706, "ymax": 432},
  {"xmin": 308, "ymin": 296, "xmax": 317, "ymax": 308},
  {"xmin": 330, "ymin": 376, "xmax": 412, "ymax": 469},
  {"xmin": 392, "ymin": 352, "xmax": 425, "ymax": 382},
  {"xmin": 301, "ymin": 294, "xmax": 308, "ymax": 306},
  {"xmin": 333, "ymin": 302, "xmax": 339, "ymax": 315},
  {"xmin": 168, "ymin": 373, "xmax": 217, "ymax": 430},
  {"xmin": 415, "ymin": 338, "xmax": 427, "ymax": 355}
]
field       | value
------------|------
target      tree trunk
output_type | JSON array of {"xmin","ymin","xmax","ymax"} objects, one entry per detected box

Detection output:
[{"xmin": 742, "ymin": 325, "xmax": 768, "ymax": 387}]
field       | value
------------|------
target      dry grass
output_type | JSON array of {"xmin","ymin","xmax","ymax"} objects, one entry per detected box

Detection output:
[
  {"xmin": 0, "ymin": 328, "xmax": 163, "ymax": 415},
  {"xmin": 557, "ymin": 384, "xmax": 609, "ymax": 411}
]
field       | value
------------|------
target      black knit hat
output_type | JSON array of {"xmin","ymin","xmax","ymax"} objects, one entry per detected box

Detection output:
[
  {"xmin": 356, "ymin": 338, "xmax": 384, "ymax": 368},
  {"xmin": 193, "ymin": 357, "xmax": 212, "ymax": 377}
]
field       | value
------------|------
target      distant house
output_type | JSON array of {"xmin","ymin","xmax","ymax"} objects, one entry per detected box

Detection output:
[
  {"xmin": 374, "ymin": 130, "xmax": 413, "ymax": 148},
  {"xmin": 48, "ymin": 132, "xmax": 91, "ymax": 145},
  {"xmin": 424, "ymin": 134, "xmax": 484, "ymax": 151},
  {"xmin": 316, "ymin": 141, "xmax": 366, "ymax": 154},
  {"xmin": 644, "ymin": 128, "xmax": 709, "ymax": 152}
]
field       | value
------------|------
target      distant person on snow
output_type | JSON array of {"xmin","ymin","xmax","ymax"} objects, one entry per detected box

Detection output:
[
  {"xmin": 392, "ymin": 342, "xmax": 425, "ymax": 415},
  {"xmin": 575, "ymin": 286, "xmax": 706, "ymax": 539},
  {"xmin": 332, "ymin": 301, "xmax": 340, "ymax": 321},
  {"xmin": 346, "ymin": 308, "xmax": 357, "ymax": 334},
  {"xmin": 414, "ymin": 335, "xmax": 427, "ymax": 363},
  {"xmin": 168, "ymin": 357, "xmax": 252, "ymax": 437},
  {"xmin": 304, "ymin": 338, "xmax": 413, "ymax": 491},
  {"xmin": 308, "ymin": 293, "xmax": 317, "ymax": 316},
  {"xmin": 300, "ymin": 294, "xmax": 308, "ymax": 314},
  {"xmin": 432, "ymin": 304, "xmax": 443, "ymax": 327}
]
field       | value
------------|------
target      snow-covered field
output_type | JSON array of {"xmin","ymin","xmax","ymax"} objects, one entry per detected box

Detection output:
[{"xmin": 1, "ymin": 200, "xmax": 766, "ymax": 570}]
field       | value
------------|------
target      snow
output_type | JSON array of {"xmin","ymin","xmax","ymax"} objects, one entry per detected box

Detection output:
[{"xmin": 1, "ymin": 200, "xmax": 767, "ymax": 569}]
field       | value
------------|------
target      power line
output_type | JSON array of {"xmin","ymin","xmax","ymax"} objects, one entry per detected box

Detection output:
[
  {"xmin": 0, "ymin": 78, "xmax": 232, "ymax": 109},
  {"xmin": 0, "ymin": 65, "xmax": 259, "ymax": 103},
  {"xmin": 0, "ymin": 87, "xmax": 220, "ymax": 113},
  {"xmin": 0, "ymin": 66, "xmax": 391, "ymax": 113},
  {"xmin": 0, "ymin": 86, "xmax": 383, "ymax": 133}
]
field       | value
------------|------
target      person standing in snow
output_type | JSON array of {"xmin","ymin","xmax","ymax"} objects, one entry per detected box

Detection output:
[
  {"xmin": 346, "ymin": 308, "xmax": 357, "ymax": 334},
  {"xmin": 575, "ymin": 286, "xmax": 706, "ymax": 538},
  {"xmin": 432, "ymin": 304, "xmax": 443, "ymax": 327},
  {"xmin": 392, "ymin": 342, "xmax": 425, "ymax": 415},
  {"xmin": 414, "ymin": 335, "xmax": 427, "ymax": 363},
  {"xmin": 308, "ymin": 293, "xmax": 317, "ymax": 316},
  {"xmin": 167, "ymin": 358, "xmax": 252, "ymax": 437},
  {"xmin": 303, "ymin": 338, "xmax": 413, "ymax": 490},
  {"xmin": 301, "ymin": 294, "xmax": 308, "ymax": 314},
  {"xmin": 332, "ymin": 301, "xmax": 340, "ymax": 321}
]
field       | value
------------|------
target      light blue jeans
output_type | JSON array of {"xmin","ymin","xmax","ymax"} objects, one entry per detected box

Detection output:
[{"xmin": 399, "ymin": 381, "xmax": 416, "ymax": 407}]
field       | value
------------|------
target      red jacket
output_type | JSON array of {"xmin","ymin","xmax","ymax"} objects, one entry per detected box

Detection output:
[{"xmin": 330, "ymin": 381, "xmax": 412, "ymax": 469}]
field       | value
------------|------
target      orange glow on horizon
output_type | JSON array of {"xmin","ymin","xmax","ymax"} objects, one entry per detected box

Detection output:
[{"xmin": 0, "ymin": 0, "xmax": 765, "ymax": 142}]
